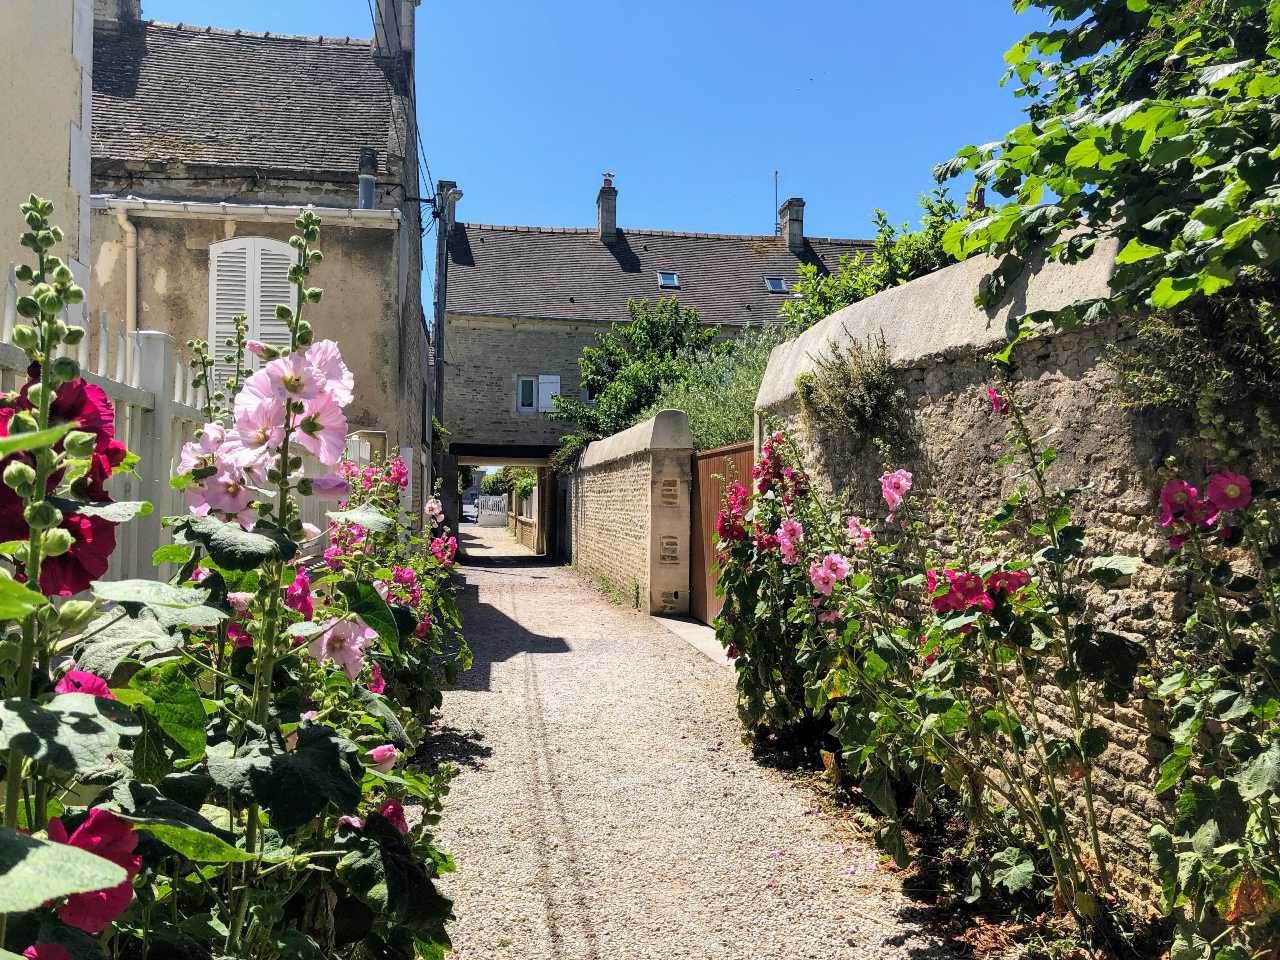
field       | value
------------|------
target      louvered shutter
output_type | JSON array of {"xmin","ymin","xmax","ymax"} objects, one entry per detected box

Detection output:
[
  {"xmin": 252, "ymin": 239, "xmax": 296, "ymax": 361},
  {"xmin": 208, "ymin": 240, "xmax": 251, "ymax": 391},
  {"xmin": 536, "ymin": 374, "xmax": 561, "ymax": 413}
]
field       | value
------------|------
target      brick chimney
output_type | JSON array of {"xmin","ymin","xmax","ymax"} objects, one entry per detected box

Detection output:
[
  {"xmin": 94, "ymin": 0, "xmax": 141, "ymax": 33},
  {"xmin": 597, "ymin": 173, "xmax": 618, "ymax": 244},
  {"xmin": 779, "ymin": 197, "xmax": 805, "ymax": 254}
]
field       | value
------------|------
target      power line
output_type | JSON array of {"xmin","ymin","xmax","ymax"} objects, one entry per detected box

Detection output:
[{"xmin": 383, "ymin": 0, "xmax": 437, "ymax": 204}]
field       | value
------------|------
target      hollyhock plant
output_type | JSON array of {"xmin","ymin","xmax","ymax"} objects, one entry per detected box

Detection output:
[
  {"xmin": 55, "ymin": 670, "xmax": 115, "ymax": 700},
  {"xmin": 847, "ymin": 516, "xmax": 873, "ymax": 548},
  {"xmin": 809, "ymin": 561, "xmax": 838, "ymax": 596},
  {"xmin": 378, "ymin": 798, "xmax": 409, "ymax": 835},
  {"xmin": 367, "ymin": 662, "xmax": 386, "ymax": 694},
  {"xmin": 367, "ymin": 744, "xmax": 398, "ymax": 773},
  {"xmin": 1159, "ymin": 479, "xmax": 1197, "ymax": 527},
  {"xmin": 285, "ymin": 568, "xmax": 314, "ymax": 620},
  {"xmin": 1207, "ymin": 471, "xmax": 1252, "ymax": 512},
  {"xmin": 430, "ymin": 535, "xmax": 457, "ymax": 565},
  {"xmin": 308, "ymin": 617, "xmax": 377, "ymax": 680},
  {"xmin": 228, "ymin": 623, "xmax": 252, "ymax": 650},
  {"xmin": 880, "ymin": 468, "xmax": 913, "ymax": 512},
  {"xmin": 47, "ymin": 809, "xmax": 142, "ymax": 933}
]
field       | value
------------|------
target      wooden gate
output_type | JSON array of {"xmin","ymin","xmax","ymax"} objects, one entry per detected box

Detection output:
[{"xmin": 690, "ymin": 441, "xmax": 755, "ymax": 625}]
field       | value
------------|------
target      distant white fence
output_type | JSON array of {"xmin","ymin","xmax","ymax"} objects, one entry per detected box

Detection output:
[
  {"xmin": 3, "ymin": 263, "xmax": 365, "ymax": 580},
  {"xmin": 476, "ymin": 494, "xmax": 508, "ymax": 527}
]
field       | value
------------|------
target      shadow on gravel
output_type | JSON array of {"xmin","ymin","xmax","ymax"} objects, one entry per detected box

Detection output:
[
  {"xmin": 451, "ymin": 575, "xmax": 572, "ymax": 693},
  {"xmin": 420, "ymin": 724, "xmax": 493, "ymax": 771},
  {"xmin": 456, "ymin": 528, "xmax": 562, "ymax": 571}
]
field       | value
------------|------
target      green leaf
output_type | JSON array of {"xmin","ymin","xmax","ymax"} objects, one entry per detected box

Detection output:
[
  {"xmin": 73, "ymin": 500, "xmax": 153, "ymax": 523},
  {"xmin": 1234, "ymin": 742, "xmax": 1280, "ymax": 801},
  {"xmin": 151, "ymin": 543, "xmax": 195, "ymax": 566},
  {"xmin": 1126, "ymin": 0, "xmax": 1150, "ymax": 10},
  {"xmin": 0, "ymin": 825, "xmax": 127, "ymax": 913},
  {"xmin": 0, "ymin": 575, "xmax": 48, "ymax": 619},
  {"xmin": 149, "ymin": 604, "xmax": 227, "ymax": 630},
  {"xmin": 129, "ymin": 662, "xmax": 207, "ymax": 760},
  {"xmin": 131, "ymin": 819, "xmax": 258, "ymax": 863},
  {"xmin": 1115, "ymin": 237, "xmax": 1163, "ymax": 264},
  {"xmin": 1151, "ymin": 276, "xmax": 1198, "ymax": 309},
  {"xmin": 1085, "ymin": 555, "xmax": 1141, "ymax": 585},
  {"xmin": 337, "ymin": 581, "xmax": 400, "ymax": 656},
  {"xmin": 74, "ymin": 612, "xmax": 181, "ymax": 675},
  {"xmin": 0, "ymin": 693, "xmax": 139, "ymax": 774},
  {"xmin": 179, "ymin": 515, "xmax": 297, "ymax": 571},
  {"xmin": 990, "ymin": 846, "xmax": 1036, "ymax": 893},
  {"xmin": 859, "ymin": 764, "xmax": 897, "ymax": 817},
  {"xmin": 1199, "ymin": 60, "xmax": 1253, "ymax": 87},
  {"xmin": 1065, "ymin": 139, "xmax": 1103, "ymax": 169},
  {"xmin": 336, "ymin": 814, "xmax": 453, "ymax": 938},
  {"xmin": 91, "ymin": 579, "xmax": 209, "ymax": 609},
  {"xmin": 287, "ymin": 621, "xmax": 327, "ymax": 639},
  {"xmin": 326, "ymin": 507, "xmax": 394, "ymax": 536},
  {"xmin": 875, "ymin": 820, "xmax": 910, "ymax": 868},
  {"xmin": 0, "ymin": 422, "xmax": 73, "ymax": 457},
  {"xmin": 1156, "ymin": 744, "xmax": 1192, "ymax": 794},
  {"xmin": 1081, "ymin": 726, "xmax": 1109, "ymax": 758}
]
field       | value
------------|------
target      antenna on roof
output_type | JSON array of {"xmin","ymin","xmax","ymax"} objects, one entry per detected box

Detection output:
[{"xmin": 773, "ymin": 170, "xmax": 780, "ymax": 235}]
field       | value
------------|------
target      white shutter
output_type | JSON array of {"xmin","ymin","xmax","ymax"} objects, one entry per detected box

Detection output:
[
  {"xmin": 208, "ymin": 239, "xmax": 251, "ymax": 391},
  {"xmin": 536, "ymin": 374, "xmax": 560, "ymax": 413},
  {"xmin": 252, "ymin": 239, "xmax": 296, "ymax": 360}
]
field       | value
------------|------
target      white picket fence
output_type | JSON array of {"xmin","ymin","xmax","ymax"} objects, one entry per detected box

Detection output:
[{"xmin": 3, "ymin": 263, "xmax": 366, "ymax": 581}]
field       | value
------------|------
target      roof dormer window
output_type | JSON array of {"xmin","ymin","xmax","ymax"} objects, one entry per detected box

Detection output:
[
  {"xmin": 764, "ymin": 276, "xmax": 788, "ymax": 293},
  {"xmin": 657, "ymin": 271, "xmax": 680, "ymax": 289}
]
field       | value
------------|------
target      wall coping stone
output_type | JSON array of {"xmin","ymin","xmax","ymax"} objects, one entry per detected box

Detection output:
[
  {"xmin": 755, "ymin": 239, "xmax": 1120, "ymax": 413},
  {"xmin": 579, "ymin": 410, "xmax": 693, "ymax": 470}
]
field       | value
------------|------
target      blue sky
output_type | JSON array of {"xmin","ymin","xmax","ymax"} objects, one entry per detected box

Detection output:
[{"xmin": 143, "ymin": 0, "xmax": 1047, "ymax": 242}]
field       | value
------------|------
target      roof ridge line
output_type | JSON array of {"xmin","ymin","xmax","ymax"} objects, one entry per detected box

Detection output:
[
  {"xmin": 459, "ymin": 221, "xmax": 871, "ymax": 245},
  {"xmin": 140, "ymin": 20, "xmax": 372, "ymax": 45}
]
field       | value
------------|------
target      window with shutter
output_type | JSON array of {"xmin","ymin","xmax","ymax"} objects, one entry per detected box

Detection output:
[
  {"xmin": 536, "ymin": 374, "xmax": 561, "ymax": 413},
  {"xmin": 208, "ymin": 238, "xmax": 299, "ymax": 393}
]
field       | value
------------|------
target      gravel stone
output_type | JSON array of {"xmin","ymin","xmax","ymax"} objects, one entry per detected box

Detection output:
[{"xmin": 430, "ymin": 527, "xmax": 951, "ymax": 959}]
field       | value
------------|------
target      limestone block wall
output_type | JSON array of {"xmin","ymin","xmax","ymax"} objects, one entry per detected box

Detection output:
[
  {"xmin": 571, "ymin": 411, "xmax": 693, "ymax": 615},
  {"xmin": 754, "ymin": 242, "xmax": 1192, "ymax": 904}
]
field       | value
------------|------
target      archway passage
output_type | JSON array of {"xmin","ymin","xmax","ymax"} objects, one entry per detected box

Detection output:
[{"xmin": 447, "ymin": 444, "xmax": 565, "ymax": 561}]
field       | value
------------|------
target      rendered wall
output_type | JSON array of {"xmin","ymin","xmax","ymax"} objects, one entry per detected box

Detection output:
[
  {"xmin": 571, "ymin": 411, "xmax": 693, "ymax": 615},
  {"xmin": 754, "ymin": 242, "xmax": 1189, "ymax": 903}
]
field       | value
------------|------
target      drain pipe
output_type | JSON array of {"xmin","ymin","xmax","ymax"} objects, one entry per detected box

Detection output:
[{"xmin": 114, "ymin": 210, "xmax": 137, "ymax": 381}]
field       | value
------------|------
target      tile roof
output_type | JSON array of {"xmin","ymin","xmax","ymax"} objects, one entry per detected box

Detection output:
[
  {"xmin": 92, "ymin": 22, "xmax": 400, "ymax": 177},
  {"xmin": 446, "ymin": 224, "xmax": 872, "ymax": 326}
]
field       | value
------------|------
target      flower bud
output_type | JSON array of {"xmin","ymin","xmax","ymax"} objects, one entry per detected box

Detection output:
[
  {"xmin": 24, "ymin": 502, "xmax": 63, "ymax": 531},
  {"xmin": 296, "ymin": 322, "xmax": 313, "ymax": 346},
  {"xmin": 3, "ymin": 460, "xmax": 35, "ymax": 492},
  {"xmin": 24, "ymin": 211, "xmax": 42, "ymax": 230},
  {"xmin": 304, "ymin": 287, "xmax": 323, "ymax": 304},
  {"xmin": 11, "ymin": 324, "xmax": 39, "ymax": 350},
  {"xmin": 42, "ymin": 528, "xmax": 74, "ymax": 557},
  {"xmin": 63, "ymin": 325, "xmax": 85, "ymax": 346},
  {"xmin": 58, "ymin": 599, "xmax": 96, "ymax": 631},
  {"xmin": 52, "ymin": 265, "xmax": 73, "ymax": 285},
  {"xmin": 14, "ymin": 265, "xmax": 33, "ymax": 283},
  {"xmin": 8, "ymin": 412, "xmax": 38, "ymax": 434},
  {"xmin": 63, "ymin": 430, "xmax": 97, "ymax": 458},
  {"xmin": 25, "ymin": 384, "xmax": 47, "ymax": 411},
  {"xmin": 50, "ymin": 356, "xmax": 80, "ymax": 383},
  {"xmin": 14, "ymin": 297, "xmax": 40, "ymax": 321},
  {"xmin": 64, "ymin": 285, "xmax": 84, "ymax": 306}
]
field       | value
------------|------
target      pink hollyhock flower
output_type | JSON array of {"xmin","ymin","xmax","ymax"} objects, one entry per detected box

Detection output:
[
  {"xmin": 46, "ymin": 808, "xmax": 141, "ymax": 933},
  {"xmin": 323, "ymin": 544, "xmax": 344, "ymax": 569},
  {"xmin": 779, "ymin": 537, "xmax": 800, "ymax": 565},
  {"xmin": 378, "ymin": 798, "xmax": 409, "ymax": 835},
  {"xmin": 809, "ymin": 561, "xmax": 837, "ymax": 596},
  {"xmin": 190, "ymin": 567, "xmax": 210, "ymax": 583},
  {"xmin": 264, "ymin": 352, "xmax": 323, "ymax": 401},
  {"xmin": 201, "ymin": 470, "xmax": 254, "ymax": 518},
  {"xmin": 1159, "ymin": 479, "xmax": 1197, "ymax": 527},
  {"xmin": 847, "ymin": 516, "xmax": 872, "ymax": 547},
  {"xmin": 821, "ymin": 553, "xmax": 850, "ymax": 580},
  {"xmin": 392, "ymin": 566, "xmax": 416, "ymax": 586},
  {"xmin": 308, "ymin": 617, "xmax": 376, "ymax": 680},
  {"xmin": 245, "ymin": 339, "xmax": 268, "ymax": 358},
  {"xmin": 227, "ymin": 623, "xmax": 252, "ymax": 650},
  {"xmin": 177, "ymin": 423, "xmax": 226, "ymax": 475},
  {"xmin": 1207, "ymin": 471, "xmax": 1252, "ymax": 511},
  {"xmin": 309, "ymin": 472, "xmax": 351, "ymax": 500},
  {"xmin": 431, "ymin": 535, "xmax": 458, "ymax": 565},
  {"xmin": 296, "ymin": 394, "xmax": 349, "ymax": 465},
  {"xmin": 227, "ymin": 592, "xmax": 253, "ymax": 617},
  {"xmin": 301, "ymin": 710, "xmax": 319, "ymax": 721},
  {"xmin": 23, "ymin": 945, "xmax": 71, "ymax": 960},
  {"xmin": 55, "ymin": 670, "xmax": 115, "ymax": 700},
  {"xmin": 225, "ymin": 395, "xmax": 286, "ymax": 473},
  {"xmin": 368, "ymin": 744, "xmax": 398, "ymax": 773},
  {"xmin": 426, "ymin": 498, "xmax": 444, "ymax": 526},
  {"xmin": 817, "ymin": 611, "xmax": 841, "ymax": 624},
  {"xmin": 779, "ymin": 518, "xmax": 804, "ymax": 543},
  {"xmin": 305, "ymin": 340, "xmax": 355, "ymax": 407},
  {"xmin": 337, "ymin": 815, "xmax": 365, "ymax": 832},
  {"xmin": 948, "ymin": 570, "xmax": 993, "ymax": 612},
  {"xmin": 414, "ymin": 615, "xmax": 433, "ymax": 638},
  {"xmin": 368, "ymin": 662, "xmax": 386, "ymax": 694},
  {"xmin": 285, "ymin": 568, "xmax": 314, "ymax": 621},
  {"xmin": 986, "ymin": 570, "xmax": 1032, "ymax": 597},
  {"xmin": 880, "ymin": 469, "xmax": 913, "ymax": 512},
  {"xmin": 987, "ymin": 387, "xmax": 1008, "ymax": 415}
]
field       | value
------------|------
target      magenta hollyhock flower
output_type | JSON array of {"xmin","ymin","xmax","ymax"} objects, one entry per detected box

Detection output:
[
  {"xmin": 414, "ymin": 615, "xmax": 433, "ymax": 638},
  {"xmin": 1185, "ymin": 496, "xmax": 1219, "ymax": 531},
  {"xmin": 285, "ymin": 568, "xmax": 314, "ymax": 621},
  {"xmin": 809, "ymin": 561, "xmax": 837, "ymax": 596},
  {"xmin": 368, "ymin": 662, "xmax": 386, "ymax": 694},
  {"xmin": 55, "ymin": 671, "xmax": 115, "ymax": 700},
  {"xmin": 392, "ymin": 566, "xmax": 416, "ymax": 586},
  {"xmin": 46, "ymin": 809, "xmax": 142, "ymax": 933},
  {"xmin": 377, "ymin": 798, "xmax": 409, "ymax": 835},
  {"xmin": 308, "ymin": 617, "xmax": 376, "ymax": 680},
  {"xmin": 23, "ymin": 946, "xmax": 71, "ymax": 960},
  {"xmin": 337, "ymin": 815, "xmax": 365, "ymax": 832},
  {"xmin": 1159, "ymin": 479, "xmax": 1197, "ymax": 527},
  {"xmin": 305, "ymin": 340, "xmax": 355, "ymax": 407},
  {"xmin": 847, "ymin": 516, "xmax": 872, "ymax": 548},
  {"xmin": 1207, "ymin": 471, "xmax": 1252, "ymax": 511},
  {"xmin": 1168, "ymin": 532, "xmax": 1189, "ymax": 551},
  {"xmin": 296, "ymin": 395, "xmax": 349, "ymax": 465},
  {"xmin": 987, "ymin": 387, "xmax": 1008, "ymax": 415},
  {"xmin": 817, "ymin": 611, "xmax": 841, "ymax": 624},
  {"xmin": 367, "ymin": 744, "xmax": 398, "ymax": 773},
  {"xmin": 880, "ymin": 469, "xmax": 913, "ymax": 511},
  {"xmin": 227, "ymin": 623, "xmax": 252, "ymax": 650},
  {"xmin": 716, "ymin": 511, "xmax": 746, "ymax": 542},
  {"xmin": 947, "ymin": 570, "xmax": 993, "ymax": 612},
  {"xmin": 754, "ymin": 532, "xmax": 780, "ymax": 551},
  {"xmin": 430, "ymin": 535, "xmax": 458, "ymax": 565},
  {"xmin": 986, "ymin": 570, "xmax": 1032, "ymax": 597},
  {"xmin": 323, "ymin": 544, "xmax": 344, "ymax": 569},
  {"xmin": 821, "ymin": 553, "xmax": 850, "ymax": 580}
]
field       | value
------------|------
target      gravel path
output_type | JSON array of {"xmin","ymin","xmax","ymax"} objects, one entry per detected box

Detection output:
[{"xmin": 428, "ymin": 525, "xmax": 950, "ymax": 960}]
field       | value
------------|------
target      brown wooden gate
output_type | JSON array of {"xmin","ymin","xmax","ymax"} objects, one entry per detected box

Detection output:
[{"xmin": 690, "ymin": 441, "xmax": 755, "ymax": 625}]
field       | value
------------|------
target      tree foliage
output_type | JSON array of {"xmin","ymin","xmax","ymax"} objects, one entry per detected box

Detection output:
[
  {"xmin": 780, "ymin": 190, "xmax": 962, "ymax": 331},
  {"xmin": 551, "ymin": 298, "xmax": 719, "ymax": 469},
  {"xmin": 940, "ymin": 0, "xmax": 1280, "ymax": 337},
  {"xmin": 479, "ymin": 466, "xmax": 536, "ymax": 500}
]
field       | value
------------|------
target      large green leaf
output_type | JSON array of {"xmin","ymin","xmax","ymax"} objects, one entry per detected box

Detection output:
[
  {"xmin": 206, "ymin": 726, "xmax": 361, "ymax": 832},
  {"xmin": 327, "ymin": 507, "xmax": 394, "ymax": 536},
  {"xmin": 336, "ymin": 814, "xmax": 453, "ymax": 936},
  {"xmin": 990, "ymin": 846, "xmax": 1036, "ymax": 894},
  {"xmin": 128, "ymin": 663, "xmax": 207, "ymax": 760},
  {"xmin": 1234, "ymin": 742, "xmax": 1280, "ymax": 801},
  {"xmin": 178, "ymin": 515, "xmax": 297, "ymax": 571},
  {"xmin": 0, "ymin": 693, "xmax": 139, "ymax": 774},
  {"xmin": 74, "ymin": 612, "xmax": 180, "ymax": 675},
  {"xmin": 0, "ymin": 825, "xmax": 127, "ymax": 912},
  {"xmin": 91, "ymin": 579, "xmax": 209, "ymax": 609},
  {"xmin": 149, "ymin": 603, "xmax": 227, "ymax": 630},
  {"xmin": 129, "ymin": 819, "xmax": 258, "ymax": 863},
  {"xmin": 0, "ymin": 422, "xmax": 73, "ymax": 456},
  {"xmin": 0, "ymin": 575, "xmax": 47, "ymax": 619},
  {"xmin": 57, "ymin": 499, "xmax": 153, "ymax": 524},
  {"xmin": 338, "ymin": 581, "xmax": 400, "ymax": 655}
]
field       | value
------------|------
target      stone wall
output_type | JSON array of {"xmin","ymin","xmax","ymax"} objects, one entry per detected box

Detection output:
[
  {"xmin": 442, "ymin": 313, "xmax": 606, "ymax": 448},
  {"xmin": 570, "ymin": 411, "xmax": 693, "ymax": 615},
  {"xmin": 754, "ymin": 241, "xmax": 1185, "ymax": 905}
]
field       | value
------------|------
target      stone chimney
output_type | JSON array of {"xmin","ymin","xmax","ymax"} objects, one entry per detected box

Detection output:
[
  {"xmin": 374, "ymin": 0, "xmax": 417, "ymax": 86},
  {"xmin": 597, "ymin": 173, "xmax": 618, "ymax": 244},
  {"xmin": 779, "ymin": 197, "xmax": 805, "ymax": 254},
  {"xmin": 95, "ymin": 0, "xmax": 142, "ymax": 33}
]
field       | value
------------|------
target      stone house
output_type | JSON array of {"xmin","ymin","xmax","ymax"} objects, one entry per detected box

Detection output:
[
  {"xmin": 434, "ymin": 175, "xmax": 869, "ymax": 552},
  {"xmin": 87, "ymin": 0, "xmax": 433, "ymax": 510}
]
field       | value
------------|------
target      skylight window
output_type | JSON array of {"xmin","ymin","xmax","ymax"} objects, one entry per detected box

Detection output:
[
  {"xmin": 764, "ymin": 276, "xmax": 788, "ymax": 293},
  {"xmin": 657, "ymin": 271, "xmax": 680, "ymax": 289}
]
